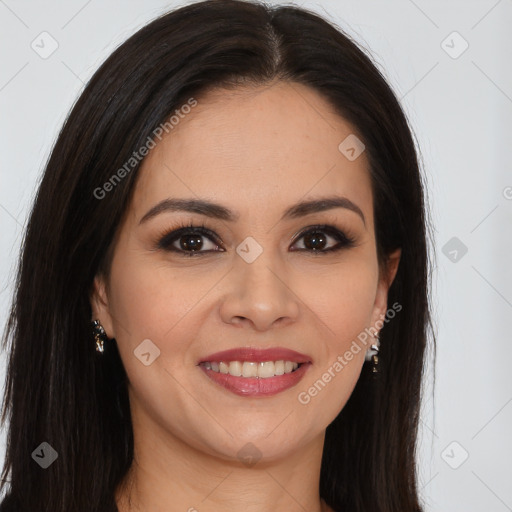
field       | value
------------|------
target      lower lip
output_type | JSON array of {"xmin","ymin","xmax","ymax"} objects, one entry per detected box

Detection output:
[{"xmin": 199, "ymin": 363, "xmax": 311, "ymax": 397}]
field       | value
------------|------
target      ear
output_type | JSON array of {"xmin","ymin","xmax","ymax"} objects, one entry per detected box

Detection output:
[
  {"xmin": 90, "ymin": 274, "xmax": 115, "ymax": 338},
  {"xmin": 370, "ymin": 248, "xmax": 401, "ymax": 329}
]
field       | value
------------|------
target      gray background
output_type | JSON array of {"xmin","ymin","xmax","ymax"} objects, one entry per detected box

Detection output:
[{"xmin": 1, "ymin": 0, "xmax": 511, "ymax": 510}]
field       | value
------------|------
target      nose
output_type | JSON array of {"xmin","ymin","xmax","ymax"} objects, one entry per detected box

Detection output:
[{"xmin": 219, "ymin": 251, "xmax": 300, "ymax": 332}]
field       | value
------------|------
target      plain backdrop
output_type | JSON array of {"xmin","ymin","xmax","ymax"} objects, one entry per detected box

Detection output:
[{"xmin": 1, "ymin": 0, "xmax": 511, "ymax": 510}]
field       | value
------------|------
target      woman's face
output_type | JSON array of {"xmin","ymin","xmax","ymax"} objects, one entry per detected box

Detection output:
[{"xmin": 92, "ymin": 81, "xmax": 399, "ymax": 463}]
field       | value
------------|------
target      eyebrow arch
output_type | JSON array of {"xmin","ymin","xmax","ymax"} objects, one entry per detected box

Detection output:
[{"xmin": 139, "ymin": 195, "xmax": 366, "ymax": 226}]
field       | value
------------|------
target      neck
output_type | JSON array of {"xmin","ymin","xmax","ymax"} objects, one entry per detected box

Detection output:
[{"xmin": 115, "ymin": 395, "xmax": 332, "ymax": 512}]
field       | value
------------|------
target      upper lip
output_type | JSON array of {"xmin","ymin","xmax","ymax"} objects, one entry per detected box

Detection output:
[{"xmin": 197, "ymin": 347, "xmax": 312, "ymax": 364}]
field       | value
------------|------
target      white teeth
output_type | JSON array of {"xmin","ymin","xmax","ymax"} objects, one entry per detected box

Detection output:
[
  {"xmin": 258, "ymin": 361, "xmax": 275, "ymax": 378},
  {"xmin": 229, "ymin": 361, "xmax": 242, "ymax": 376},
  {"xmin": 203, "ymin": 360, "xmax": 302, "ymax": 378},
  {"xmin": 242, "ymin": 361, "xmax": 258, "ymax": 377}
]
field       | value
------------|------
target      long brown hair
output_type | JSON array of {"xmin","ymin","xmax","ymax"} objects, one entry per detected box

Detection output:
[{"xmin": 0, "ymin": 1, "xmax": 434, "ymax": 510}]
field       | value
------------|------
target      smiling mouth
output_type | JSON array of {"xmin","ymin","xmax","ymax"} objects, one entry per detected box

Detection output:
[
  {"xmin": 197, "ymin": 361, "xmax": 312, "ymax": 397},
  {"xmin": 199, "ymin": 360, "xmax": 302, "ymax": 378},
  {"xmin": 196, "ymin": 347, "xmax": 312, "ymax": 396}
]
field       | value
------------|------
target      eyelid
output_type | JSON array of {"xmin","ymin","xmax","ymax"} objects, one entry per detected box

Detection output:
[
  {"xmin": 290, "ymin": 224, "xmax": 356, "ymax": 251},
  {"xmin": 154, "ymin": 220, "xmax": 356, "ymax": 256},
  {"xmin": 156, "ymin": 223, "xmax": 223, "ymax": 251}
]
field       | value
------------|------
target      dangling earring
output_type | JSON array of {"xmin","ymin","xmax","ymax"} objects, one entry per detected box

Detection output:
[
  {"xmin": 364, "ymin": 331, "xmax": 380, "ymax": 373},
  {"xmin": 92, "ymin": 319, "xmax": 108, "ymax": 353}
]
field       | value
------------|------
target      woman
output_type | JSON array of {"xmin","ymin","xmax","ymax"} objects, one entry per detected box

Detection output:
[{"xmin": 0, "ymin": 0, "xmax": 433, "ymax": 511}]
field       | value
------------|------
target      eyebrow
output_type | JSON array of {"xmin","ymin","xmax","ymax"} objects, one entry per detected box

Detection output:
[{"xmin": 139, "ymin": 195, "xmax": 366, "ymax": 226}]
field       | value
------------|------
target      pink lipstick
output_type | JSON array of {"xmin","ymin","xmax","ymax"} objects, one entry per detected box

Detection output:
[{"xmin": 197, "ymin": 347, "xmax": 312, "ymax": 397}]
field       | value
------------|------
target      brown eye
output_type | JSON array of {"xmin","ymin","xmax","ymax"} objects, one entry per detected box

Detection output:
[
  {"xmin": 175, "ymin": 233, "xmax": 207, "ymax": 252},
  {"xmin": 158, "ymin": 227, "xmax": 223, "ymax": 256},
  {"xmin": 302, "ymin": 231, "xmax": 330, "ymax": 251},
  {"xmin": 290, "ymin": 225, "xmax": 355, "ymax": 255},
  {"xmin": 157, "ymin": 224, "xmax": 355, "ymax": 257}
]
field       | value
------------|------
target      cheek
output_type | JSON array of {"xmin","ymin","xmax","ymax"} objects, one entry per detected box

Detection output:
[
  {"xmin": 106, "ymin": 258, "xmax": 217, "ymax": 432},
  {"xmin": 106, "ymin": 248, "xmax": 210, "ymax": 356},
  {"xmin": 289, "ymin": 255, "xmax": 378, "ymax": 408},
  {"xmin": 295, "ymin": 255, "xmax": 378, "ymax": 347},
  {"xmin": 294, "ymin": 256, "xmax": 377, "ymax": 408}
]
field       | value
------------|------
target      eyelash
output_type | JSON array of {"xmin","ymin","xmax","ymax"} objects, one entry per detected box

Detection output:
[{"xmin": 155, "ymin": 220, "xmax": 356, "ymax": 257}]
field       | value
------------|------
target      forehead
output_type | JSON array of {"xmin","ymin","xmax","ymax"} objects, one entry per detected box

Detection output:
[{"xmin": 132, "ymin": 81, "xmax": 373, "ymax": 223}]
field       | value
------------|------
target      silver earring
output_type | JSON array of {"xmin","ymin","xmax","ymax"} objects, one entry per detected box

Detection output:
[
  {"xmin": 364, "ymin": 332, "xmax": 380, "ymax": 373},
  {"xmin": 92, "ymin": 320, "xmax": 108, "ymax": 353}
]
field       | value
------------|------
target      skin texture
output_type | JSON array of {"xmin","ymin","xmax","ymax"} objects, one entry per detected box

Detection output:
[{"xmin": 91, "ymin": 80, "xmax": 400, "ymax": 512}]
